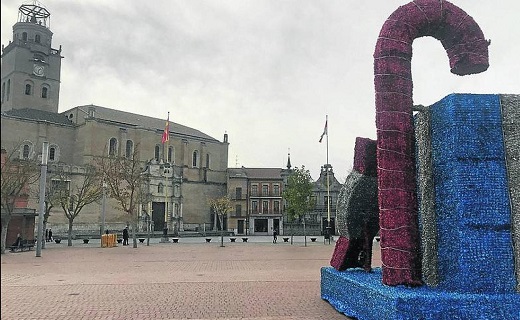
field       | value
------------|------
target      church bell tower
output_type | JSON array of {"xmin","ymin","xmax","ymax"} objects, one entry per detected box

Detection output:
[{"xmin": 1, "ymin": 3, "xmax": 63, "ymax": 113}]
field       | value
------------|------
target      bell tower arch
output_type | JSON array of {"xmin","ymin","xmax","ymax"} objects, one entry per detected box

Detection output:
[{"xmin": 1, "ymin": 3, "xmax": 63, "ymax": 113}]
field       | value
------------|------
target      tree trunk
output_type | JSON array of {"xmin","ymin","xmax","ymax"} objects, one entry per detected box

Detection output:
[
  {"xmin": 132, "ymin": 220, "xmax": 137, "ymax": 248},
  {"xmin": 219, "ymin": 215, "xmax": 224, "ymax": 247},
  {"xmin": 67, "ymin": 219, "xmax": 73, "ymax": 246},
  {"xmin": 1, "ymin": 217, "xmax": 11, "ymax": 254}
]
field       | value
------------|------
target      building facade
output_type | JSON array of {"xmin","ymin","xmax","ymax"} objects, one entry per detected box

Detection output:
[
  {"xmin": 311, "ymin": 164, "xmax": 342, "ymax": 235},
  {"xmin": 1, "ymin": 4, "xmax": 229, "ymax": 236},
  {"xmin": 227, "ymin": 167, "xmax": 286, "ymax": 236}
]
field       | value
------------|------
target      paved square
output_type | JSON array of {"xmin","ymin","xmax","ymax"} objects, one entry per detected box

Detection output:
[{"xmin": 1, "ymin": 236, "xmax": 381, "ymax": 320}]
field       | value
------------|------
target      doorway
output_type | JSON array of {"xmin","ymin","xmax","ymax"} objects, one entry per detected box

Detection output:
[
  {"xmin": 237, "ymin": 220, "xmax": 245, "ymax": 234},
  {"xmin": 152, "ymin": 202, "xmax": 165, "ymax": 231}
]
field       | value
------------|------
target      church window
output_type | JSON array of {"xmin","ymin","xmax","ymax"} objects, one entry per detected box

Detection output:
[
  {"xmin": 41, "ymin": 86, "xmax": 48, "ymax": 98},
  {"xmin": 1, "ymin": 82, "xmax": 5, "ymax": 103},
  {"xmin": 125, "ymin": 140, "xmax": 133, "ymax": 158},
  {"xmin": 49, "ymin": 146, "xmax": 56, "ymax": 161},
  {"xmin": 35, "ymin": 34, "xmax": 41, "ymax": 43},
  {"xmin": 6, "ymin": 80, "xmax": 10, "ymax": 101},
  {"xmin": 22, "ymin": 32, "xmax": 27, "ymax": 41},
  {"xmin": 168, "ymin": 146, "xmax": 174, "ymax": 163},
  {"xmin": 158, "ymin": 183, "xmax": 164, "ymax": 194},
  {"xmin": 109, "ymin": 138, "xmax": 117, "ymax": 156},
  {"xmin": 205, "ymin": 154, "xmax": 210, "ymax": 169},
  {"xmin": 21, "ymin": 144, "xmax": 31, "ymax": 159},
  {"xmin": 154, "ymin": 145, "xmax": 160, "ymax": 161},
  {"xmin": 192, "ymin": 150, "xmax": 198, "ymax": 167},
  {"xmin": 25, "ymin": 84, "xmax": 32, "ymax": 95}
]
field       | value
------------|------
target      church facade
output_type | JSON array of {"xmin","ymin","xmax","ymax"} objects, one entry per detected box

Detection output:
[{"xmin": 1, "ymin": 4, "xmax": 229, "ymax": 235}]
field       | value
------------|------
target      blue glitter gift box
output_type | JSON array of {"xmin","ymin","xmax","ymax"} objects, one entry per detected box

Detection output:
[{"xmin": 429, "ymin": 94, "xmax": 516, "ymax": 293}]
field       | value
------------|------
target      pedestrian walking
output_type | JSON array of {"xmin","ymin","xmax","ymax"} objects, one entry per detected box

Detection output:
[
  {"xmin": 45, "ymin": 229, "xmax": 49, "ymax": 242},
  {"xmin": 48, "ymin": 229, "xmax": 53, "ymax": 242},
  {"xmin": 123, "ymin": 226, "xmax": 129, "ymax": 246},
  {"xmin": 273, "ymin": 229, "xmax": 278, "ymax": 243}
]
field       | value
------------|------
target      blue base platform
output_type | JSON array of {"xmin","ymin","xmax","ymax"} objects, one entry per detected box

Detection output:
[{"xmin": 321, "ymin": 267, "xmax": 520, "ymax": 320}]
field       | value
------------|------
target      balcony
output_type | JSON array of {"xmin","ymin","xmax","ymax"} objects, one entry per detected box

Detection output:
[{"xmin": 249, "ymin": 192, "xmax": 281, "ymax": 198}]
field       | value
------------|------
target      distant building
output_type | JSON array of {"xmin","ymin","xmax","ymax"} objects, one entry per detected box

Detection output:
[
  {"xmin": 311, "ymin": 164, "xmax": 342, "ymax": 235},
  {"xmin": 227, "ymin": 167, "xmax": 285, "ymax": 235}
]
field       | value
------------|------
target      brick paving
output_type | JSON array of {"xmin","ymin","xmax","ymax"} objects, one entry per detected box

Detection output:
[{"xmin": 1, "ymin": 236, "xmax": 381, "ymax": 320}]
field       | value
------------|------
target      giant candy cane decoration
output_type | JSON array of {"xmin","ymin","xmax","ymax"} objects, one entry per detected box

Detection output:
[{"xmin": 374, "ymin": 0, "xmax": 489, "ymax": 286}]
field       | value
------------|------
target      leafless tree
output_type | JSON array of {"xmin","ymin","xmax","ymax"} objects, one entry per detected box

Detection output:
[
  {"xmin": 0, "ymin": 147, "xmax": 40, "ymax": 254},
  {"xmin": 95, "ymin": 145, "xmax": 146, "ymax": 248},
  {"xmin": 53, "ymin": 165, "xmax": 103, "ymax": 246},
  {"xmin": 208, "ymin": 196, "xmax": 233, "ymax": 247}
]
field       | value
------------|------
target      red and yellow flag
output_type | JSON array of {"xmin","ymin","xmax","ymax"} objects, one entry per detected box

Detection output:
[{"xmin": 161, "ymin": 112, "xmax": 170, "ymax": 144}]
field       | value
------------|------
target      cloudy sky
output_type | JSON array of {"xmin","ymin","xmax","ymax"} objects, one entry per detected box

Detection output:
[{"xmin": 2, "ymin": 0, "xmax": 519, "ymax": 181}]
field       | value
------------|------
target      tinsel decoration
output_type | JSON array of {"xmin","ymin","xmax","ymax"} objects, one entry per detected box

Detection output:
[
  {"xmin": 321, "ymin": 267, "xmax": 520, "ymax": 320},
  {"xmin": 374, "ymin": 0, "xmax": 489, "ymax": 286},
  {"xmin": 333, "ymin": 138, "xmax": 379, "ymax": 272},
  {"xmin": 429, "ymin": 94, "xmax": 516, "ymax": 293},
  {"xmin": 500, "ymin": 94, "xmax": 520, "ymax": 291},
  {"xmin": 414, "ymin": 110, "xmax": 439, "ymax": 287}
]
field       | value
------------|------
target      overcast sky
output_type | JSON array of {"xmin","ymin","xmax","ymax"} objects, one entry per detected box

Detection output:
[{"xmin": 2, "ymin": 0, "xmax": 519, "ymax": 181}]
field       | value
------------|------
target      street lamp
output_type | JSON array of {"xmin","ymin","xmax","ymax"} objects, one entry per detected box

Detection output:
[
  {"xmin": 36, "ymin": 141, "xmax": 49, "ymax": 257},
  {"xmin": 101, "ymin": 181, "xmax": 107, "ymax": 236}
]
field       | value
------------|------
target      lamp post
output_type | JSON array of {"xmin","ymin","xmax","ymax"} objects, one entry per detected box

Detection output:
[
  {"xmin": 36, "ymin": 142, "xmax": 49, "ymax": 257},
  {"xmin": 100, "ymin": 181, "xmax": 107, "ymax": 236}
]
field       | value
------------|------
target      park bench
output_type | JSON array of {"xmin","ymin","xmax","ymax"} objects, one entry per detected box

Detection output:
[{"xmin": 9, "ymin": 239, "xmax": 35, "ymax": 252}]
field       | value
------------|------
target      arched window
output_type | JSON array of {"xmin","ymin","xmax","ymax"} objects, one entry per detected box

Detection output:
[
  {"xmin": 125, "ymin": 140, "xmax": 133, "ymax": 158},
  {"xmin": 206, "ymin": 154, "xmax": 210, "ymax": 169},
  {"xmin": 25, "ymin": 84, "xmax": 32, "ymax": 95},
  {"xmin": 35, "ymin": 34, "xmax": 41, "ymax": 43},
  {"xmin": 168, "ymin": 146, "xmax": 174, "ymax": 163},
  {"xmin": 49, "ymin": 146, "xmax": 56, "ymax": 161},
  {"xmin": 6, "ymin": 80, "xmax": 10, "ymax": 101},
  {"xmin": 109, "ymin": 138, "xmax": 118, "ymax": 156},
  {"xmin": 41, "ymin": 86, "xmax": 48, "ymax": 98},
  {"xmin": 22, "ymin": 144, "xmax": 30, "ymax": 159},
  {"xmin": 158, "ymin": 183, "xmax": 164, "ymax": 194},
  {"xmin": 154, "ymin": 145, "xmax": 160, "ymax": 161},
  {"xmin": 1, "ymin": 82, "xmax": 5, "ymax": 103},
  {"xmin": 192, "ymin": 150, "xmax": 198, "ymax": 167},
  {"xmin": 20, "ymin": 142, "xmax": 33, "ymax": 160},
  {"xmin": 22, "ymin": 32, "xmax": 28, "ymax": 41}
]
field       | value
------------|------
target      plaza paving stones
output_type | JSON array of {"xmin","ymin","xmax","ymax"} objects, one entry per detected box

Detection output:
[{"xmin": 1, "ymin": 236, "xmax": 381, "ymax": 320}]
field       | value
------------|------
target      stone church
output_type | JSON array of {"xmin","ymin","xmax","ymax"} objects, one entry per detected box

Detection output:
[{"xmin": 1, "ymin": 4, "xmax": 229, "ymax": 236}]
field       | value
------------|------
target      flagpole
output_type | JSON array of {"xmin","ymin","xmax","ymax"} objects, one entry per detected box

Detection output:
[
  {"xmin": 326, "ymin": 115, "xmax": 330, "ymax": 230},
  {"xmin": 162, "ymin": 112, "xmax": 170, "ymax": 242}
]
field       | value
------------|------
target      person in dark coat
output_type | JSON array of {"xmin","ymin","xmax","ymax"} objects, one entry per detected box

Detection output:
[
  {"xmin": 13, "ymin": 233, "xmax": 22, "ymax": 247},
  {"xmin": 48, "ymin": 229, "xmax": 53, "ymax": 241},
  {"xmin": 273, "ymin": 229, "xmax": 278, "ymax": 244},
  {"xmin": 45, "ymin": 229, "xmax": 49, "ymax": 242},
  {"xmin": 122, "ymin": 226, "xmax": 129, "ymax": 246}
]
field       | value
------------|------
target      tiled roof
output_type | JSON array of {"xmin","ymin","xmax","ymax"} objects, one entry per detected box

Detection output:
[
  {"xmin": 228, "ymin": 167, "xmax": 283, "ymax": 179},
  {"xmin": 3, "ymin": 108, "xmax": 74, "ymax": 126},
  {"xmin": 63, "ymin": 105, "xmax": 219, "ymax": 142}
]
